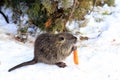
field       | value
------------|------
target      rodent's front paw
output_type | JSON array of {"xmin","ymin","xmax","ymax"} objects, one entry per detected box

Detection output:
[{"xmin": 72, "ymin": 46, "xmax": 77, "ymax": 51}]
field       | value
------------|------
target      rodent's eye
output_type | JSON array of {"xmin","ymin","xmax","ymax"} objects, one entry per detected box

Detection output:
[{"xmin": 59, "ymin": 36, "xmax": 65, "ymax": 41}]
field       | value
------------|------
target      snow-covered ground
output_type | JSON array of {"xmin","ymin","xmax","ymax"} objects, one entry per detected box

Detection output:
[{"xmin": 0, "ymin": 0, "xmax": 120, "ymax": 80}]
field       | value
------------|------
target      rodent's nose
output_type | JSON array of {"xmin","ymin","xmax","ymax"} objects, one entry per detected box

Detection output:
[
  {"xmin": 73, "ymin": 36, "xmax": 77, "ymax": 43},
  {"xmin": 75, "ymin": 36, "xmax": 77, "ymax": 40}
]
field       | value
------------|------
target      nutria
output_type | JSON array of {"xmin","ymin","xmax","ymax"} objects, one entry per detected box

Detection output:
[{"xmin": 8, "ymin": 32, "xmax": 77, "ymax": 72}]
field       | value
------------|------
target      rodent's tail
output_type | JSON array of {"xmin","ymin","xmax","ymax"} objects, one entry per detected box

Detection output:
[{"xmin": 8, "ymin": 58, "xmax": 37, "ymax": 72}]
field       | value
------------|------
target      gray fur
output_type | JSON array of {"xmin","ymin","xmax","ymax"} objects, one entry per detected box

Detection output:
[{"xmin": 8, "ymin": 32, "xmax": 77, "ymax": 72}]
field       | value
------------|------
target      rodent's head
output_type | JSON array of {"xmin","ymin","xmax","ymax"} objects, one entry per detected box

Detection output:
[{"xmin": 55, "ymin": 32, "xmax": 77, "ymax": 46}]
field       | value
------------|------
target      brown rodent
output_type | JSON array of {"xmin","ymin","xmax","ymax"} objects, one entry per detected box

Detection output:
[{"xmin": 8, "ymin": 32, "xmax": 77, "ymax": 72}]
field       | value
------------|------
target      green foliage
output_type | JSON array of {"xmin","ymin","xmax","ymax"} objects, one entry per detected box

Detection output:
[
  {"xmin": 27, "ymin": 1, "xmax": 48, "ymax": 31},
  {"xmin": 96, "ymin": 0, "xmax": 115, "ymax": 6},
  {"xmin": 102, "ymin": 11, "xmax": 112, "ymax": 15},
  {"xmin": 1, "ymin": 0, "xmax": 115, "ymax": 33},
  {"xmin": 73, "ymin": 0, "xmax": 91, "ymax": 20},
  {"xmin": 0, "ymin": 0, "xmax": 5, "ymax": 6},
  {"xmin": 19, "ymin": 27, "xmax": 28, "ymax": 33},
  {"xmin": 107, "ymin": 0, "xmax": 115, "ymax": 6}
]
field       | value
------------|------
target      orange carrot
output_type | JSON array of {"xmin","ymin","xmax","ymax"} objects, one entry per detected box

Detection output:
[{"xmin": 73, "ymin": 50, "xmax": 79, "ymax": 65}]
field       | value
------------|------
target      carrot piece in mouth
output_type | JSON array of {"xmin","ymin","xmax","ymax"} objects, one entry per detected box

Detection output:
[{"xmin": 73, "ymin": 50, "xmax": 79, "ymax": 65}]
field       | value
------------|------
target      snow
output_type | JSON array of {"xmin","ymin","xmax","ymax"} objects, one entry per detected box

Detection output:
[{"xmin": 0, "ymin": 0, "xmax": 120, "ymax": 80}]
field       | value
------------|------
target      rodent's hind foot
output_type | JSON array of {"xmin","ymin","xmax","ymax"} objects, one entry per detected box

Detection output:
[{"xmin": 55, "ymin": 62, "xmax": 67, "ymax": 68}]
